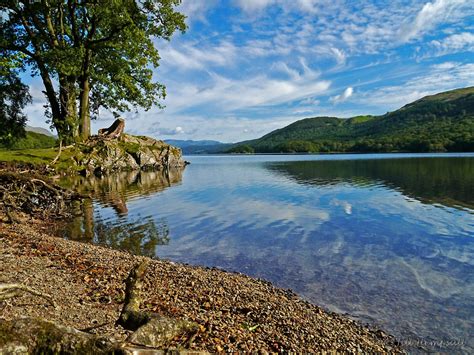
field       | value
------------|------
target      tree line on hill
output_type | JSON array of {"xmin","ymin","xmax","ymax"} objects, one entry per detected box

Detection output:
[{"xmin": 228, "ymin": 87, "xmax": 474, "ymax": 154}]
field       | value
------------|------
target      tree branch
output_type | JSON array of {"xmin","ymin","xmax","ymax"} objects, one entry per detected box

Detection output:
[
  {"xmin": 87, "ymin": 22, "xmax": 131, "ymax": 47},
  {"xmin": 67, "ymin": 0, "xmax": 80, "ymax": 45},
  {"xmin": 117, "ymin": 260, "xmax": 151, "ymax": 331},
  {"xmin": 42, "ymin": 0, "xmax": 60, "ymax": 47},
  {"xmin": 59, "ymin": 2, "xmax": 66, "ymax": 46},
  {"xmin": 0, "ymin": 44, "xmax": 35, "ymax": 59}
]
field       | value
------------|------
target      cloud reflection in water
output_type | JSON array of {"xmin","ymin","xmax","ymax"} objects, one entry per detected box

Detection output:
[{"xmin": 62, "ymin": 154, "xmax": 474, "ymax": 353}]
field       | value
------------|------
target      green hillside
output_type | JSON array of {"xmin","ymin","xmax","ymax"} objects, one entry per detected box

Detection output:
[
  {"xmin": 0, "ymin": 131, "xmax": 57, "ymax": 150},
  {"xmin": 228, "ymin": 87, "xmax": 474, "ymax": 153}
]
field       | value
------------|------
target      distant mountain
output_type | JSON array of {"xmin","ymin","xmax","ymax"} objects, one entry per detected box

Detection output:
[
  {"xmin": 25, "ymin": 125, "xmax": 56, "ymax": 137},
  {"xmin": 228, "ymin": 87, "xmax": 474, "ymax": 153},
  {"xmin": 165, "ymin": 139, "xmax": 223, "ymax": 148},
  {"xmin": 165, "ymin": 139, "xmax": 231, "ymax": 154}
]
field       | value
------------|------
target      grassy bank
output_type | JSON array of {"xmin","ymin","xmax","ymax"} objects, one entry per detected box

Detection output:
[{"xmin": 0, "ymin": 147, "xmax": 75, "ymax": 172}]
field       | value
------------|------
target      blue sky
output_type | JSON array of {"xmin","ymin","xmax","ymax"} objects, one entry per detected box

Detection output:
[{"xmin": 25, "ymin": 0, "xmax": 474, "ymax": 142}]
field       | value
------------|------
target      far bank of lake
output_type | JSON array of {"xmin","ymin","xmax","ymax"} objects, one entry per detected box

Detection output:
[{"xmin": 61, "ymin": 153, "xmax": 474, "ymax": 353}]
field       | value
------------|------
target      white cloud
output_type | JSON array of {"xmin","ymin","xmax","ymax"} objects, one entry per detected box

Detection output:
[
  {"xmin": 235, "ymin": 0, "xmax": 324, "ymax": 14},
  {"xmin": 430, "ymin": 32, "xmax": 474, "ymax": 53},
  {"xmin": 271, "ymin": 61, "xmax": 301, "ymax": 79},
  {"xmin": 159, "ymin": 59, "xmax": 330, "ymax": 118},
  {"xmin": 331, "ymin": 47, "xmax": 346, "ymax": 65},
  {"xmin": 161, "ymin": 40, "xmax": 237, "ymax": 70},
  {"xmin": 330, "ymin": 87, "xmax": 353, "ymax": 103},
  {"xmin": 179, "ymin": 0, "xmax": 218, "ymax": 23},
  {"xmin": 127, "ymin": 113, "xmax": 295, "ymax": 142},
  {"xmin": 177, "ymin": 73, "xmax": 329, "ymax": 111},
  {"xmin": 235, "ymin": 0, "xmax": 275, "ymax": 12},
  {"xmin": 361, "ymin": 62, "xmax": 474, "ymax": 110},
  {"xmin": 300, "ymin": 97, "xmax": 320, "ymax": 105},
  {"xmin": 400, "ymin": 0, "xmax": 470, "ymax": 42},
  {"xmin": 144, "ymin": 125, "xmax": 185, "ymax": 136},
  {"xmin": 166, "ymin": 1, "xmax": 473, "ymax": 75},
  {"xmin": 295, "ymin": 0, "xmax": 320, "ymax": 12}
]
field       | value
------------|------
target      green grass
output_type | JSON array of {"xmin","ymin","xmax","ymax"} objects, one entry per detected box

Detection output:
[
  {"xmin": 0, "ymin": 147, "xmax": 76, "ymax": 172},
  {"xmin": 119, "ymin": 141, "xmax": 141, "ymax": 155}
]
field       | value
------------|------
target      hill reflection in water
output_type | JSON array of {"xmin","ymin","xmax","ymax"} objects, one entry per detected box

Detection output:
[
  {"xmin": 59, "ymin": 154, "xmax": 474, "ymax": 353},
  {"xmin": 265, "ymin": 156, "xmax": 473, "ymax": 211}
]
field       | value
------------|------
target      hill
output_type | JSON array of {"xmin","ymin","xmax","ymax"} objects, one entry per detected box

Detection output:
[
  {"xmin": 165, "ymin": 139, "xmax": 231, "ymax": 154},
  {"xmin": 228, "ymin": 87, "xmax": 474, "ymax": 153},
  {"xmin": 0, "ymin": 131, "xmax": 57, "ymax": 150},
  {"xmin": 25, "ymin": 125, "xmax": 56, "ymax": 137}
]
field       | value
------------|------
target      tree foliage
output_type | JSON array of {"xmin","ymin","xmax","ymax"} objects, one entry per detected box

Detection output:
[
  {"xmin": 0, "ymin": 55, "xmax": 32, "ymax": 146},
  {"xmin": 0, "ymin": 0, "xmax": 186, "ymax": 143},
  {"xmin": 0, "ymin": 131, "xmax": 57, "ymax": 150}
]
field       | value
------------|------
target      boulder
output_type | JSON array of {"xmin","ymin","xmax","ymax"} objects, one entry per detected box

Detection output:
[{"xmin": 74, "ymin": 134, "xmax": 186, "ymax": 176}]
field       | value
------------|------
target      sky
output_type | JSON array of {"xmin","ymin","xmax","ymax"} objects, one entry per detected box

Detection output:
[{"xmin": 24, "ymin": 0, "xmax": 474, "ymax": 143}]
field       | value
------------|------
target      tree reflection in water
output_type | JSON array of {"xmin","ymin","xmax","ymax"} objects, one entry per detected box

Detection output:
[
  {"xmin": 266, "ymin": 157, "xmax": 474, "ymax": 211},
  {"xmin": 94, "ymin": 217, "xmax": 169, "ymax": 257},
  {"xmin": 62, "ymin": 169, "xmax": 182, "ymax": 257}
]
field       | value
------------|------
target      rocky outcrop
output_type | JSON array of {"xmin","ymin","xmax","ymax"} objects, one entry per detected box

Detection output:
[{"xmin": 74, "ymin": 134, "xmax": 186, "ymax": 175}]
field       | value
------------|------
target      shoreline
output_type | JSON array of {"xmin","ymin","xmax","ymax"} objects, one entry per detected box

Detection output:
[
  {"xmin": 0, "ymin": 167, "xmax": 402, "ymax": 352},
  {"xmin": 1, "ymin": 214, "xmax": 402, "ymax": 352}
]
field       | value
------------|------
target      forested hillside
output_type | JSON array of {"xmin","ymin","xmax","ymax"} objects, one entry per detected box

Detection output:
[
  {"xmin": 0, "ymin": 132, "xmax": 57, "ymax": 150},
  {"xmin": 228, "ymin": 87, "xmax": 474, "ymax": 153}
]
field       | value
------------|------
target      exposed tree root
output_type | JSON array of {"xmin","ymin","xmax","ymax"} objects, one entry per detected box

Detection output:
[
  {"xmin": 50, "ymin": 139, "xmax": 63, "ymax": 166},
  {"xmin": 117, "ymin": 260, "xmax": 151, "ymax": 330},
  {"xmin": 0, "ymin": 318, "xmax": 118, "ymax": 354},
  {"xmin": 117, "ymin": 260, "xmax": 200, "ymax": 348},
  {"xmin": 0, "ymin": 171, "xmax": 80, "ymax": 221},
  {"xmin": 98, "ymin": 118, "xmax": 125, "ymax": 139},
  {"xmin": 0, "ymin": 283, "xmax": 56, "ymax": 307},
  {"xmin": 0, "ymin": 263, "xmax": 202, "ymax": 353}
]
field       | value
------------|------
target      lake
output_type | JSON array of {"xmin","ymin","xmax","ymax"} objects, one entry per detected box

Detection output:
[{"xmin": 60, "ymin": 153, "xmax": 474, "ymax": 353}]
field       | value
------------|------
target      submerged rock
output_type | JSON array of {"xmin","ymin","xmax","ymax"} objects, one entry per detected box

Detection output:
[{"xmin": 74, "ymin": 134, "xmax": 186, "ymax": 175}]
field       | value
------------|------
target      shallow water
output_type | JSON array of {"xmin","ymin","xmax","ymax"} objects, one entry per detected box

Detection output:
[{"xmin": 61, "ymin": 153, "xmax": 474, "ymax": 353}]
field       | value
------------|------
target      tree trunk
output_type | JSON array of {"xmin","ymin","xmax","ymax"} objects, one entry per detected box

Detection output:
[
  {"xmin": 38, "ymin": 63, "xmax": 61, "ymax": 130},
  {"xmin": 79, "ymin": 79, "xmax": 90, "ymax": 140},
  {"xmin": 59, "ymin": 75, "xmax": 79, "ymax": 142},
  {"xmin": 78, "ymin": 50, "xmax": 92, "ymax": 141}
]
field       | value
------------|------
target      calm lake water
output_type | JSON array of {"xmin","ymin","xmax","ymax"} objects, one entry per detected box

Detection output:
[{"xmin": 61, "ymin": 153, "xmax": 474, "ymax": 353}]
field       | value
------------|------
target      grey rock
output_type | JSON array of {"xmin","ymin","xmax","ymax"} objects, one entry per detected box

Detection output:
[
  {"xmin": 128, "ymin": 316, "xmax": 199, "ymax": 349},
  {"xmin": 74, "ymin": 134, "xmax": 186, "ymax": 176}
]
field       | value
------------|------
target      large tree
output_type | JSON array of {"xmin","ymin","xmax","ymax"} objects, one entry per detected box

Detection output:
[{"xmin": 0, "ymin": 0, "xmax": 186, "ymax": 143}]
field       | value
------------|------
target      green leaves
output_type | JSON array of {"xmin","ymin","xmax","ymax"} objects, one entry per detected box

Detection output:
[
  {"xmin": 1, "ymin": 0, "xmax": 186, "ymax": 139},
  {"xmin": 0, "ymin": 66, "xmax": 31, "ymax": 146}
]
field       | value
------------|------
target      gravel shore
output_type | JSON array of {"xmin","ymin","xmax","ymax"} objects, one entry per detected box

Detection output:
[{"xmin": 0, "ymin": 214, "xmax": 402, "ymax": 353}]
